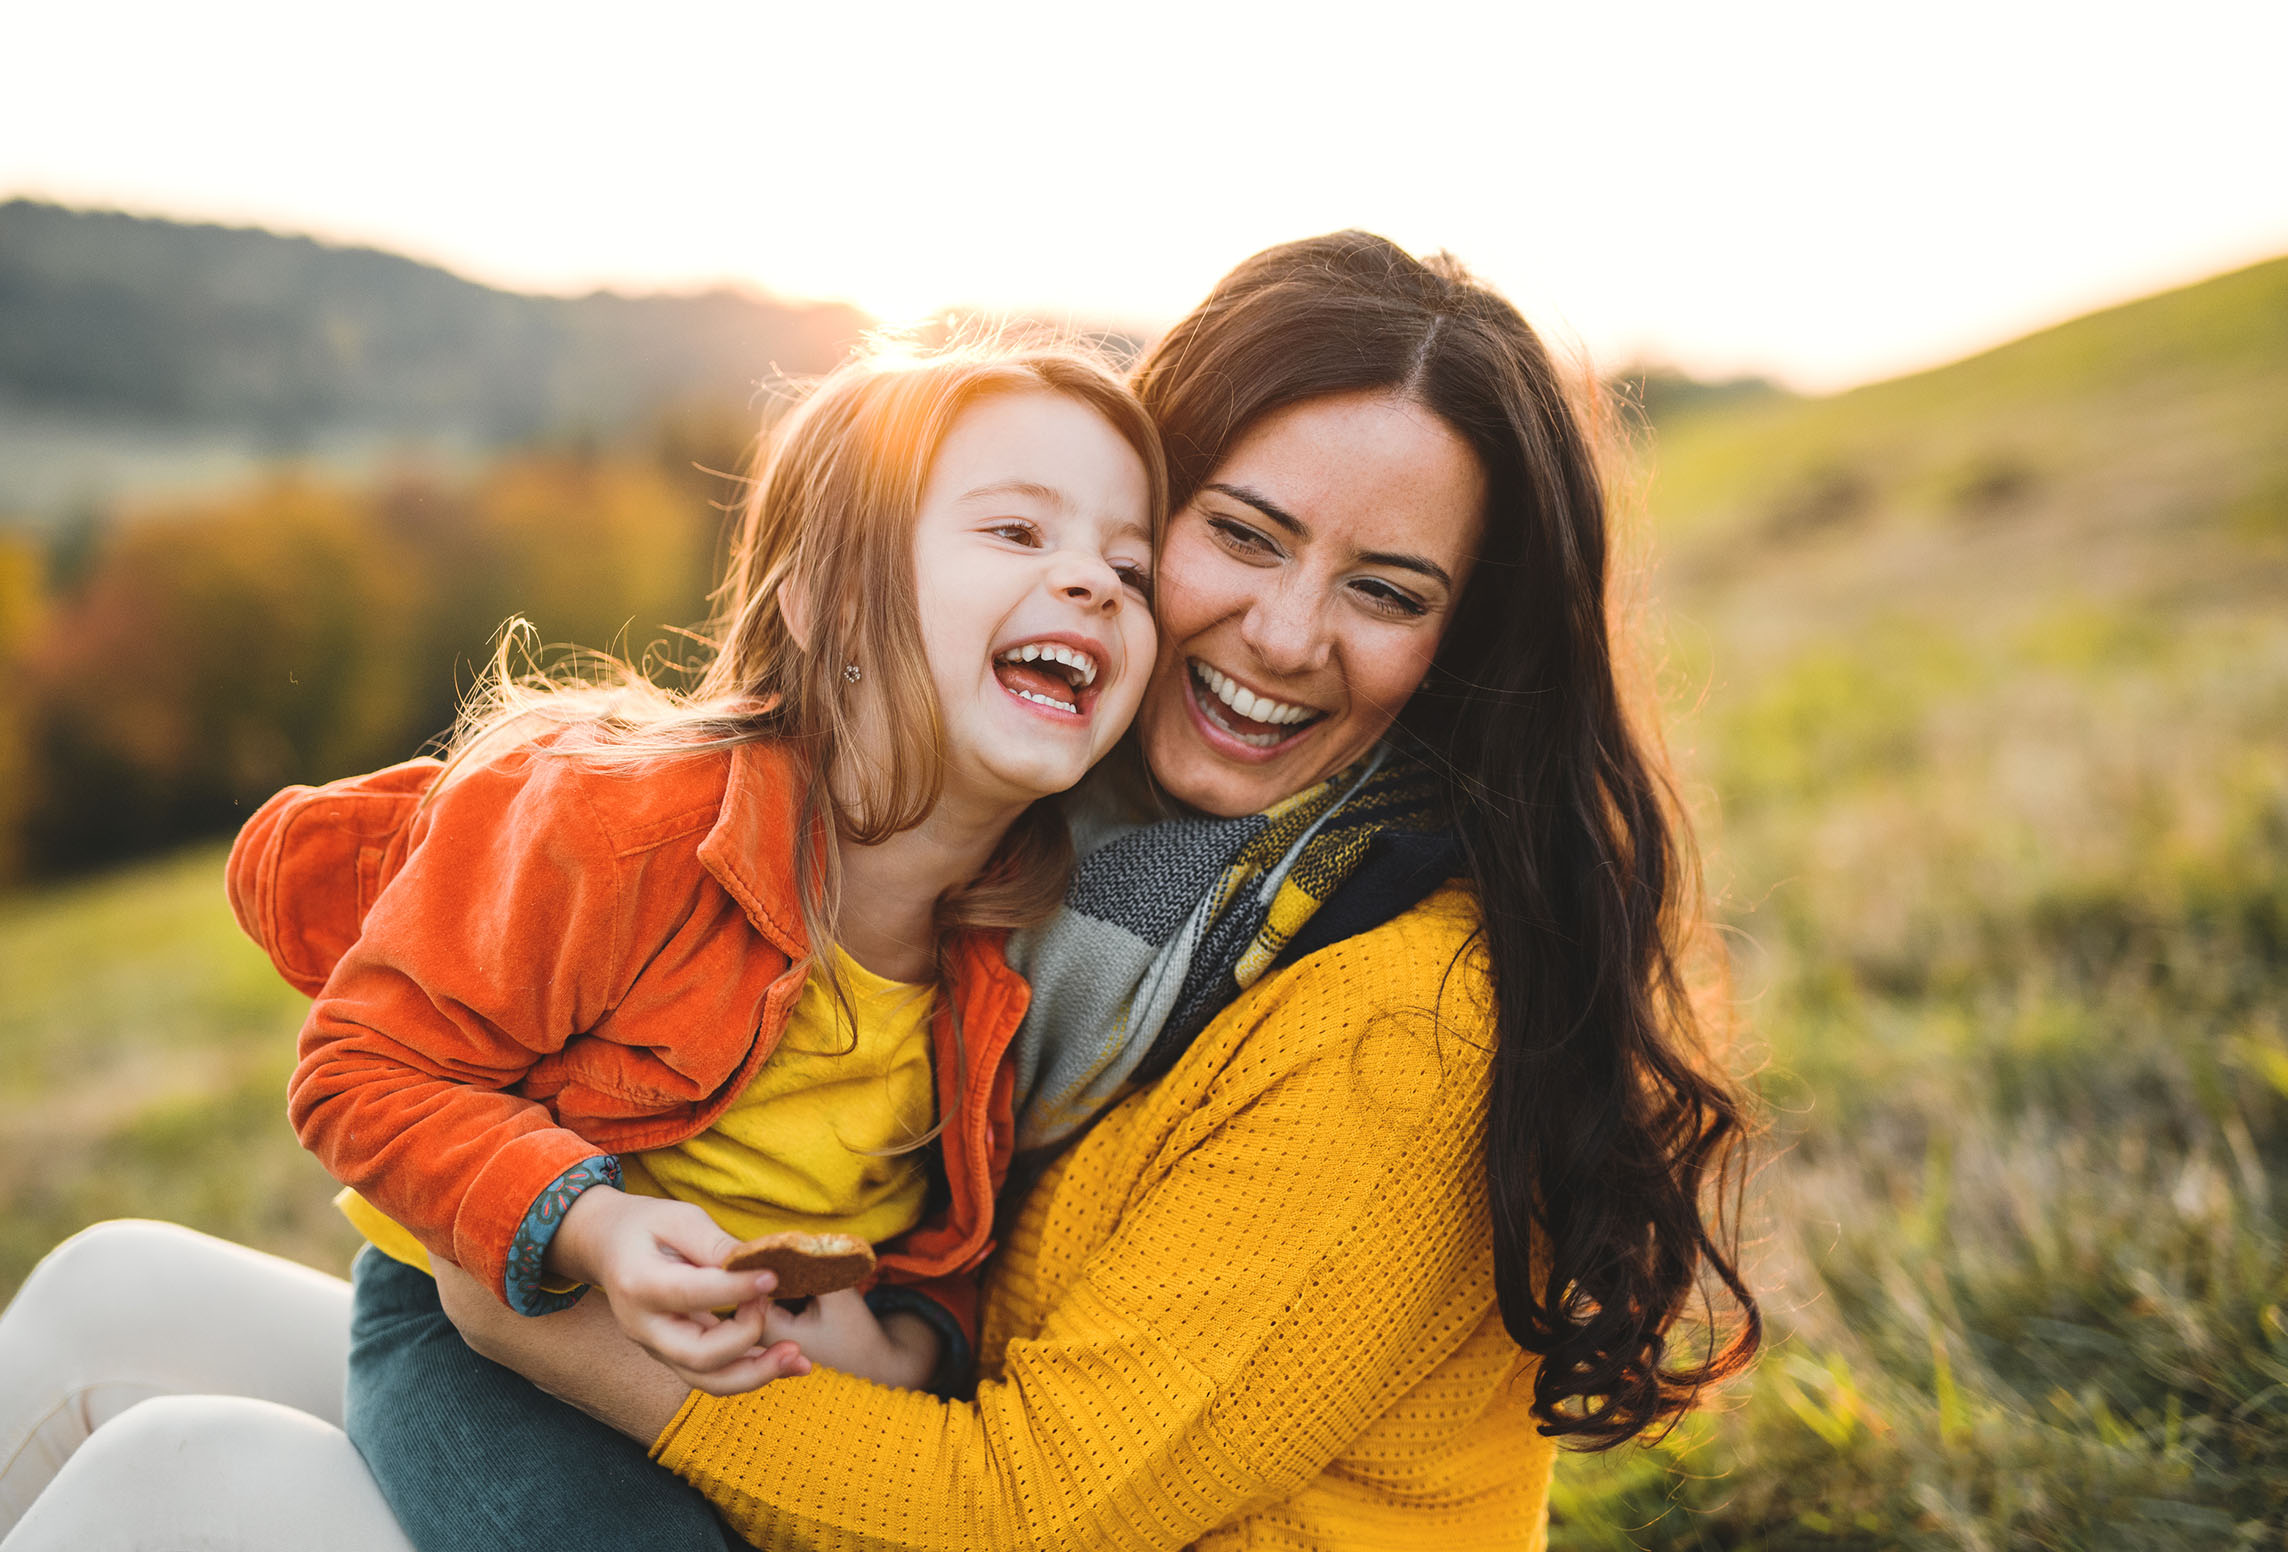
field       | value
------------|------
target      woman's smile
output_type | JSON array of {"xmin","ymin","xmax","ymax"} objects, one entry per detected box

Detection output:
[{"xmin": 1182, "ymin": 658, "xmax": 1324, "ymax": 754}]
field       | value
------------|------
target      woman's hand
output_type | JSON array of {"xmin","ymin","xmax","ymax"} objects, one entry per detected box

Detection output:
[
  {"xmin": 762, "ymin": 1291, "xmax": 943, "ymax": 1391},
  {"xmin": 544, "ymin": 1186, "xmax": 807, "ymax": 1393},
  {"xmin": 430, "ymin": 1256, "xmax": 809, "ymax": 1442}
]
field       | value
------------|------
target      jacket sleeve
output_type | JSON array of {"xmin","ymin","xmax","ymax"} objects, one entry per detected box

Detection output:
[
  {"xmin": 226, "ymin": 759, "xmax": 442, "ymax": 996},
  {"xmin": 651, "ymin": 940, "xmax": 1505, "ymax": 1551},
  {"xmin": 288, "ymin": 751, "xmax": 631, "ymax": 1308}
]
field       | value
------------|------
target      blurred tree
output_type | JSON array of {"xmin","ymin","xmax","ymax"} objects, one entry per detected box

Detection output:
[
  {"xmin": 11, "ymin": 446, "xmax": 725, "ymax": 878},
  {"xmin": 23, "ymin": 479, "xmax": 419, "ymax": 870},
  {"xmin": 647, "ymin": 399, "xmax": 760, "ymax": 522},
  {"xmin": 0, "ymin": 536, "xmax": 44, "ymax": 883},
  {"xmin": 371, "ymin": 452, "xmax": 715, "ymax": 741},
  {"xmin": 467, "ymin": 452, "xmax": 711, "ymax": 659}
]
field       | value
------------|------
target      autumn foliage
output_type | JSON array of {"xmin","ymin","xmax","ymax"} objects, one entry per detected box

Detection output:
[{"xmin": 7, "ymin": 432, "xmax": 734, "ymax": 881}]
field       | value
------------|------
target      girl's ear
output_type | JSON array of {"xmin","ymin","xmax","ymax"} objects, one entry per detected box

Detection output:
[
  {"xmin": 777, "ymin": 576, "xmax": 815, "ymax": 652},
  {"xmin": 779, "ymin": 573, "xmax": 862, "ymax": 665}
]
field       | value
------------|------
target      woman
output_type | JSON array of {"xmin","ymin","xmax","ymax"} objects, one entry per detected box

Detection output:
[{"xmin": 0, "ymin": 231, "xmax": 1756, "ymax": 1551}]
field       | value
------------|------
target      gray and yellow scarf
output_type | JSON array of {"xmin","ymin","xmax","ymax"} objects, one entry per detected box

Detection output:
[{"xmin": 1005, "ymin": 745, "xmax": 1456, "ymax": 1151}]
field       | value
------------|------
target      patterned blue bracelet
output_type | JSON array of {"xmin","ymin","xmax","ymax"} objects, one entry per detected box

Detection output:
[{"xmin": 503, "ymin": 1155, "xmax": 623, "ymax": 1316}]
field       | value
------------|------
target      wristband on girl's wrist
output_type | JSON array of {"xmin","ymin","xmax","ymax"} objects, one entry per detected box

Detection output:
[{"xmin": 506, "ymin": 1155, "xmax": 624, "ymax": 1315}]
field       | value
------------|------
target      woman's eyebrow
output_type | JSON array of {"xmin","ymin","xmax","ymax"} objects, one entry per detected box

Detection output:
[
  {"xmin": 1204, "ymin": 481, "xmax": 1308, "ymax": 539},
  {"xmin": 1207, "ymin": 481, "xmax": 1452, "ymax": 589},
  {"xmin": 1355, "ymin": 549, "xmax": 1454, "ymax": 589}
]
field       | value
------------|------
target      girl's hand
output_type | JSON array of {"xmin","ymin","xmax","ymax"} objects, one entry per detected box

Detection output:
[
  {"xmin": 544, "ymin": 1186, "xmax": 812, "ymax": 1394},
  {"xmin": 762, "ymin": 1290, "xmax": 943, "ymax": 1391}
]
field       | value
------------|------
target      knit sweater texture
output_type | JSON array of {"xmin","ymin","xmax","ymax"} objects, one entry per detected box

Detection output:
[{"xmin": 652, "ymin": 884, "xmax": 1553, "ymax": 1550}]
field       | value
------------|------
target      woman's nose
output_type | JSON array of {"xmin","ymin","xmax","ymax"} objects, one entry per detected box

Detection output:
[{"xmin": 1238, "ymin": 580, "xmax": 1328, "ymax": 674}]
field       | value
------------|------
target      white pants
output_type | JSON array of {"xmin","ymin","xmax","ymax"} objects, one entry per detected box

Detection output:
[{"xmin": 0, "ymin": 1221, "xmax": 413, "ymax": 1551}]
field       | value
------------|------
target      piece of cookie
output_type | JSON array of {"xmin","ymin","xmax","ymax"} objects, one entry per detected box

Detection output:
[{"xmin": 720, "ymin": 1230, "xmax": 876, "ymax": 1299}]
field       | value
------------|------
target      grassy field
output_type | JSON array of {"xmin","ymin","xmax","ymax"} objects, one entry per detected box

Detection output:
[
  {"xmin": 1543, "ymin": 257, "xmax": 2288, "ymax": 1547},
  {"xmin": 0, "ymin": 844, "xmax": 361, "ymax": 1288},
  {"xmin": 1, "ymin": 257, "xmax": 2284, "ymax": 1545},
  {"xmin": 1549, "ymin": 607, "xmax": 2288, "ymax": 1547}
]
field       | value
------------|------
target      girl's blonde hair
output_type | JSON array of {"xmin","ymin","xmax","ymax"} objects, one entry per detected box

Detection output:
[{"xmin": 438, "ymin": 332, "xmax": 1169, "ymax": 975}]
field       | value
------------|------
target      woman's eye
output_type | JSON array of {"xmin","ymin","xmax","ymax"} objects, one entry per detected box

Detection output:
[
  {"xmin": 1352, "ymin": 577, "xmax": 1429, "ymax": 618},
  {"xmin": 1207, "ymin": 516, "xmax": 1278, "ymax": 558},
  {"xmin": 987, "ymin": 520, "xmax": 1041, "ymax": 547}
]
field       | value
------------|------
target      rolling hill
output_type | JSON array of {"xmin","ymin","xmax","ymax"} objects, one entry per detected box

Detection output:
[
  {"xmin": 0, "ymin": 200, "xmax": 872, "ymax": 517},
  {"xmin": 1641, "ymin": 253, "xmax": 2288, "ymax": 670}
]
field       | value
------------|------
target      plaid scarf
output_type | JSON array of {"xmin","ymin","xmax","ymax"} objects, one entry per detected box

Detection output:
[{"xmin": 1005, "ymin": 745, "xmax": 1454, "ymax": 1151}]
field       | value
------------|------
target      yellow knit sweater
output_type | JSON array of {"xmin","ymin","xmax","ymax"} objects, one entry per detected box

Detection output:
[{"xmin": 652, "ymin": 885, "xmax": 1554, "ymax": 1550}]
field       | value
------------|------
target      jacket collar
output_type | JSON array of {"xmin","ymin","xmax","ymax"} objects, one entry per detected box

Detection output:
[{"xmin": 695, "ymin": 740, "xmax": 815, "ymax": 958}]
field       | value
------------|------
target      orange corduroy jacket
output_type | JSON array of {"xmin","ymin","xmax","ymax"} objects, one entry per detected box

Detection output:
[{"xmin": 226, "ymin": 738, "xmax": 1028, "ymax": 1340}]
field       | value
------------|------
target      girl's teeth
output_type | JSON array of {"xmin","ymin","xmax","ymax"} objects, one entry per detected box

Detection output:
[
  {"xmin": 998, "ymin": 644, "xmax": 1098, "ymax": 687},
  {"xmin": 1013, "ymin": 688, "xmax": 1077, "ymax": 713}
]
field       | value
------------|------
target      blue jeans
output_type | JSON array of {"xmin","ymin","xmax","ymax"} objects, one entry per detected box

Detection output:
[{"xmin": 346, "ymin": 1250, "xmax": 745, "ymax": 1552}]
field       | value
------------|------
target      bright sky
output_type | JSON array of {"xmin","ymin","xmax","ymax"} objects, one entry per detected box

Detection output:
[{"xmin": 8, "ymin": 0, "xmax": 2285, "ymax": 391}]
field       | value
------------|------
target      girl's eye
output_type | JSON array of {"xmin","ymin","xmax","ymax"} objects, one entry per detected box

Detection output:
[
  {"xmin": 1113, "ymin": 561, "xmax": 1154, "ymax": 598},
  {"xmin": 1206, "ymin": 515, "xmax": 1279, "ymax": 558},
  {"xmin": 1352, "ymin": 577, "xmax": 1430, "ymax": 618},
  {"xmin": 987, "ymin": 520, "xmax": 1041, "ymax": 547}
]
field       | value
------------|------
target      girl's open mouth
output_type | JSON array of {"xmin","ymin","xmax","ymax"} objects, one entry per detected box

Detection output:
[
  {"xmin": 1186, "ymin": 659, "xmax": 1325, "ymax": 752},
  {"xmin": 992, "ymin": 640, "xmax": 1101, "ymax": 719}
]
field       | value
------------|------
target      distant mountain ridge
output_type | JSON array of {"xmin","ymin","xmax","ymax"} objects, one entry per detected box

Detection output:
[{"xmin": 0, "ymin": 200, "xmax": 871, "ymax": 514}]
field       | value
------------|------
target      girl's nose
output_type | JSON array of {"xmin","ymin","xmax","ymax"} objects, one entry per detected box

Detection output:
[{"xmin": 1050, "ymin": 552, "xmax": 1123, "ymax": 611}]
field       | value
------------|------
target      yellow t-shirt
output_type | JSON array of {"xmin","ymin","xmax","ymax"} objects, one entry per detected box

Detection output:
[{"xmin": 341, "ymin": 948, "xmax": 937, "ymax": 1272}]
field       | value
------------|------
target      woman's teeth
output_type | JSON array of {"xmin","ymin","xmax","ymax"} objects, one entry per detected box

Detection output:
[
  {"xmin": 1190, "ymin": 661, "xmax": 1319, "ymax": 748},
  {"xmin": 1192, "ymin": 662, "xmax": 1315, "ymax": 724}
]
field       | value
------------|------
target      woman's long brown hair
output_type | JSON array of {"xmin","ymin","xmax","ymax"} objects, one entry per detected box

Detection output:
[{"xmin": 1132, "ymin": 232, "xmax": 1759, "ymax": 1446}]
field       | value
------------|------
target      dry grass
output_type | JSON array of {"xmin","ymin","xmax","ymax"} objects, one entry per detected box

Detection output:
[{"xmin": 1549, "ymin": 256, "xmax": 2288, "ymax": 1547}]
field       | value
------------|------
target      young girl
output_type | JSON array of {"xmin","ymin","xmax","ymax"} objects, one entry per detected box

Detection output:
[{"xmin": 220, "ymin": 338, "xmax": 1165, "ymax": 1531}]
